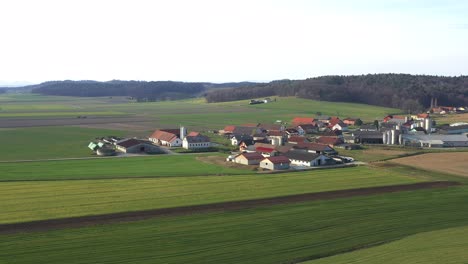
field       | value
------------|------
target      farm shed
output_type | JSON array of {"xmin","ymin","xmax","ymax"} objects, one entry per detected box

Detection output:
[
  {"xmin": 116, "ymin": 139, "xmax": 161, "ymax": 153},
  {"xmin": 352, "ymin": 131, "xmax": 384, "ymax": 144},
  {"xmin": 284, "ymin": 151, "xmax": 330, "ymax": 167},
  {"xmin": 401, "ymin": 133, "xmax": 468, "ymax": 148},
  {"xmin": 183, "ymin": 134, "xmax": 211, "ymax": 149},
  {"xmin": 233, "ymin": 152, "xmax": 264, "ymax": 165},
  {"xmin": 260, "ymin": 156, "xmax": 291, "ymax": 170}
]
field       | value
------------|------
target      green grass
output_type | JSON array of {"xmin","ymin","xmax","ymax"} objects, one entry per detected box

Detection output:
[
  {"xmin": 0, "ymin": 155, "xmax": 251, "ymax": 181},
  {"xmin": 0, "ymin": 94, "xmax": 399, "ymax": 128},
  {"xmin": 0, "ymin": 166, "xmax": 424, "ymax": 223},
  {"xmin": 304, "ymin": 225, "xmax": 468, "ymax": 264},
  {"xmin": 0, "ymin": 127, "xmax": 127, "ymax": 161},
  {"xmin": 1, "ymin": 186, "xmax": 467, "ymax": 264}
]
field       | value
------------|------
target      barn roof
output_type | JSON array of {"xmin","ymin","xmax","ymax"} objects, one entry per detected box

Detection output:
[{"xmin": 263, "ymin": 156, "xmax": 291, "ymax": 164}]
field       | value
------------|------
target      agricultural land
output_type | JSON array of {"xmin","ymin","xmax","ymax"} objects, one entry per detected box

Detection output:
[{"xmin": 0, "ymin": 93, "xmax": 467, "ymax": 264}]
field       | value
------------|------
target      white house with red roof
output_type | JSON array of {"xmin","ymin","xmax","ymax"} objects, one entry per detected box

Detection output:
[
  {"xmin": 259, "ymin": 156, "xmax": 290, "ymax": 170},
  {"xmin": 149, "ymin": 130, "xmax": 182, "ymax": 147}
]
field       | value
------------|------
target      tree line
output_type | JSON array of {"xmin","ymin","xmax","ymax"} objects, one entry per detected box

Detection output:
[
  {"xmin": 29, "ymin": 80, "xmax": 258, "ymax": 101},
  {"xmin": 205, "ymin": 74, "xmax": 468, "ymax": 112}
]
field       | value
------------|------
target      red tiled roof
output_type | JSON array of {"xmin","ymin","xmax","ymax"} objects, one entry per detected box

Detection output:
[
  {"xmin": 417, "ymin": 113, "xmax": 429, "ymax": 119},
  {"xmin": 187, "ymin": 131, "xmax": 200, "ymax": 137},
  {"xmin": 239, "ymin": 152, "xmax": 264, "ymax": 160},
  {"xmin": 223, "ymin": 125, "xmax": 236, "ymax": 133},
  {"xmin": 149, "ymin": 130, "xmax": 178, "ymax": 142},
  {"xmin": 263, "ymin": 156, "xmax": 290, "ymax": 164},
  {"xmin": 292, "ymin": 117, "xmax": 315, "ymax": 125},
  {"xmin": 256, "ymin": 147, "xmax": 276, "ymax": 153},
  {"xmin": 316, "ymin": 136, "xmax": 343, "ymax": 146}
]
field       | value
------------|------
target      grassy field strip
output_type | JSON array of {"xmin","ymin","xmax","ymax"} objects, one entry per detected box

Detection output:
[
  {"xmin": 0, "ymin": 187, "xmax": 467, "ymax": 264},
  {"xmin": 0, "ymin": 127, "xmax": 127, "ymax": 161},
  {"xmin": 0, "ymin": 155, "xmax": 251, "ymax": 181},
  {"xmin": 0, "ymin": 166, "xmax": 424, "ymax": 223},
  {"xmin": 304, "ymin": 225, "xmax": 468, "ymax": 264}
]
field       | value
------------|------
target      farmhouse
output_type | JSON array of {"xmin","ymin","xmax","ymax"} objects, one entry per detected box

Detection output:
[
  {"xmin": 149, "ymin": 130, "xmax": 182, "ymax": 147},
  {"xmin": 284, "ymin": 151, "xmax": 331, "ymax": 167},
  {"xmin": 182, "ymin": 134, "xmax": 211, "ymax": 149},
  {"xmin": 233, "ymin": 152, "xmax": 264, "ymax": 165},
  {"xmin": 329, "ymin": 119, "xmax": 349, "ymax": 131},
  {"xmin": 115, "ymin": 138, "xmax": 160, "ymax": 153},
  {"xmin": 259, "ymin": 156, "xmax": 291, "ymax": 170},
  {"xmin": 231, "ymin": 134, "xmax": 254, "ymax": 146}
]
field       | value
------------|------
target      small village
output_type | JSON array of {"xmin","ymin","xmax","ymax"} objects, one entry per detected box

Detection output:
[{"xmin": 88, "ymin": 99, "xmax": 468, "ymax": 171}]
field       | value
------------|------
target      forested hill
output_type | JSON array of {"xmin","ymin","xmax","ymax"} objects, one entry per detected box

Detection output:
[
  {"xmin": 205, "ymin": 74, "xmax": 468, "ymax": 111},
  {"xmin": 30, "ymin": 80, "xmax": 258, "ymax": 101}
]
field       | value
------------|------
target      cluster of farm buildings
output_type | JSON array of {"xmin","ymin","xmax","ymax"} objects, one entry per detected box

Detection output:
[
  {"xmin": 88, "ymin": 103, "xmax": 468, "ymax": 171},
  {"xmin": 88, "ymin": 127, "xmax": 213, "ymax": 156}
]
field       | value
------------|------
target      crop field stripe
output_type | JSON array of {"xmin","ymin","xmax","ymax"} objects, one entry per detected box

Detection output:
[
  {"xmin": 1, "ymin": 186, "xmax": 468, "ymax": 264},
  {"xmin": 0, "ymin": 181, "xmax": 459, "ymax": 235},
  {"xmin": 0, "ymin": 166, "xmax": 425, "ymax": 223},
  {"xmin": 303, "ymin": 225, "xmax": 468, "ymax": 264}
]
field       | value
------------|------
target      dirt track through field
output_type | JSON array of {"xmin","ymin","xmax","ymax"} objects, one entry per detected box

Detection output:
[{"xmin": 0, "ymin": 181, "xmax": 460, "ymax": 235}]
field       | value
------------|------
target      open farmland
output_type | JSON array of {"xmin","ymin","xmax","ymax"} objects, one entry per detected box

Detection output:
[
  {"xmin": 1, "ymin": 186, "xmax": 467, "ymax": 264},
  {"xmin": 0, "ymin": 166, "xmax": 426, "ymax": 223},
  {"xmin": 304, "ymin": 225, "xmax": 468, "ymax": 264},
  {"xmin": 0, "ymin": 155, "xmax": 251, "ymax": 181},
  {"xmin": 0, "ymin": 126, "xmax": 126, "ymax": 161},
  {"xmin": 0, "ymin": 94, "xmax": 400, "ymax": 129},
  {"xmin": 391, "ymin": 152, "xmax": 468, "ymax": 177}
]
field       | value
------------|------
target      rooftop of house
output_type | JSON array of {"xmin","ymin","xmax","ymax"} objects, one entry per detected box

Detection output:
[
  {"xmin": 263, "ymin": 156, "xmax": 291, "ymax": 164},
  {"xmin": 149, "ymin": 130, "xmax": 178, "ymax": 142},
  {"xmin": 116, "ymin": 138, "xmax": 151, "ymax": 148},
  {"xmin": 352, "ymin": 131, "xmax": 383, "ymax": 139},
  {"xmin": 238, "ymin": 152, "xmax": 264, "ymax": 160},
  {"xmin": 292, "ymin": 117, "xmax": 315, "ymax": 125},
  {"xmin": 288, "ymin": 136, "xmax": 309, "ymax": 143},
  {"xmin": 185, "ymin": 134, "xmax": 210, "ymax": 143},
  {"xmin": 256, "ymin": 146, "xmax": 276, "ymax": 153},
  {"xmin": 291, "ymin": 142, "xmax": 333, "ymax": 151},
  {"xmin": 284, "ymin": 151, "xmax": 322, "ymax": 161},
  {"xmin": 316, "ymin": 136, "xmax": 343, "ymax": 145}
]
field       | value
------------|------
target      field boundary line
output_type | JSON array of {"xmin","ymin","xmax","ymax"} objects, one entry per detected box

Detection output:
[{"xmin": 0, "ymin": 181, "xmax": 460, "ymax": 235}]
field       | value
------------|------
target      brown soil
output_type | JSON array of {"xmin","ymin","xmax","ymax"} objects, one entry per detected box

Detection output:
[
  {"xmin": 391, "ymin": 152, "xmax": 468, "ymax": 177},
  {"xmin": 0, "ymin": 181, "xmax": 459, "ymax": 235}
]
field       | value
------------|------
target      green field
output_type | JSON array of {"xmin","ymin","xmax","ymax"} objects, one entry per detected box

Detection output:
[
  {"xmin": 1, "ymin": 186, "xmax": 467, "ymax": 264},
  {"xmin": 0, "ymin": 166, "xmax": 424, "ymax": 223},
  {"xmin": 0, "ymin": 94, "xmax": 400, "ymax": 128},
  {"xmin": 305, "ymin": 225, "xmax": 468, "ymax": 264},
  {"xmin": 0, "ymin": 155, "xmax": 251, "ymax": 181},
  {"xmin": 0, "ymin": 126, "xmax": 127, "ymax": 161}
]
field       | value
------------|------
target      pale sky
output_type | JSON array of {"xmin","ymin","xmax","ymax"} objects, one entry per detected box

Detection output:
[{"xmin": 0, "ymin": 0, "xmax": 467, "ymax": 84}]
